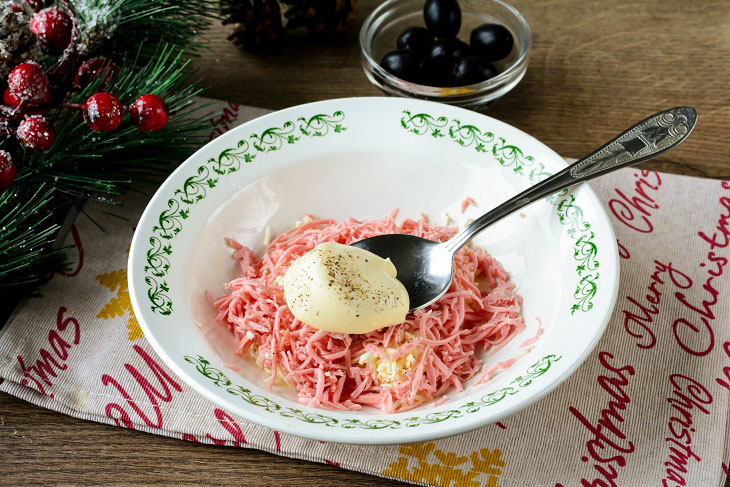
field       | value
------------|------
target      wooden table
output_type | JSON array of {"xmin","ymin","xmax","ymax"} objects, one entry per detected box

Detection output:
[{"xmin": 2, "ymin": 0, "xmax": 729, "ymax": 485}]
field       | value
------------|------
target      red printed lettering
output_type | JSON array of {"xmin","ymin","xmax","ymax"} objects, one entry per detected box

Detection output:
[
  {"xmin": 570, "ymin": 352, "xmax": 635, "ymax": 487},
  {"xmin": 57, "ymin": 225, "xmax": 84, "ymax": 277},
  {"xmin": 205, "ymin": 408, "xmax": 247, "ymax": 446},
  {"xmin": 16, "ymin": 307, "xmax": 81, "ymax": 397},
  {"xmin": 621, "ymin": 260, "xmax": 691, "ymax": 349},
  {"xmin": 697, "ymin": 196, "xmax": 730, "ymax": 250},
  {"xmin": 101, "ymin": 344, "xmax": 182, "ymax": 429},
  {"xmin": 608, "ymin": 170, "xmax": 661, "ymax": 233},
  {"xmin": 672, "ymin": 317, "xmax": 714, "ymax": 357},
  {"xmin": 660, "ymin": 374, "xmax": 712, "ymax": 486},
  {"xmin": 209, "ymin": 102, "xmax": 241, "ymax": 140},
  {"xmin": 716, "ymin": 341, "xmax": 730, "ymax": 390}
]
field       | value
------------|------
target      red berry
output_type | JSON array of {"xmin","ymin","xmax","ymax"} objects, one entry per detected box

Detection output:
[
  {"xmin": 74, "ymin": 57, "xmax": 120, "ymax": 91},
  {"xmin": 3, "ymin": 88, "xmax": 21, "ymax": 108},
  {"xmin": 7, "ymin": 62, "xmax": 51, "ymax": 106},
  {"xmin": 130, "ymin": 94, "xmax": 169, "ymax": 133},
  {"xmin": 30, "ymin": 8, "xmax": 72, "ymax": 55},
  {"xmin": 0, "ymin": 151, "xmax": 17, "ymax": 190},
  {"xmin": 83, "ymin": 93, "xmax": 124, "ymax": 132},
  {"xmin": 17, "ymin": 116, "xmax": 55, "ymax": 151},
  {"xmin": 2, "ymin": 87, "xmax": 48, "ymax": 115}
]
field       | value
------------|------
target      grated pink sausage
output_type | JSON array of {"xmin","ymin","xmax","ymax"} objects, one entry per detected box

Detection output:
[
  {"xmin": 460, "ymin": 197, "xmax": 476, "ymax": 213},
  {"xmin": 213, "ymin": 214, "xmax": 525, "ymax": 412}
]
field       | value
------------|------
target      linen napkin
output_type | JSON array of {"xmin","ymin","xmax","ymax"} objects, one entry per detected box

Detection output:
[{"xmin": 1, "ymin": 99, "xmax": 729, "ymax": 487}]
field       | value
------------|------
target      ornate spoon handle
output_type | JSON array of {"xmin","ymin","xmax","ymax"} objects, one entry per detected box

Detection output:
[{"xmin": 444, "ymin": 107, "xmax": 698, "ymax": 253}]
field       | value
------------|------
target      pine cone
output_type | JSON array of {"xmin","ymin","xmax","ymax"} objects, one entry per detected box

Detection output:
[
  {"xmin": 221, "ymin": 0, "xmax": 357, "ymax": 49},
  {"xmin": 0, "ymin": 2, "xmax": 41, "ymax": 77},
  {"xmin": 222, "ymin": 0, "xmax": 286, "ymax": 49},
  {"xmin": 281, "ymin": 0, "xmax": 357, "ymax": 37}
]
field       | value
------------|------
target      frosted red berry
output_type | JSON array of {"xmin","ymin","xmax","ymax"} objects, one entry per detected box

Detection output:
[
  {"xmin": 7, "ymin": 62, "xmax": 51, "ymax": 106},
  {"xmin": 30, "ymin": 7, "xmax": 72, "ymax": 55},
  {"xmin": 74, "ymin": 58, "xmax": 120, "ymax": 91},
  {"xmin": 3, "ymin": 88, "xmax": 21, "ymax": 108},
  {"xmin": 17, "ymin": 116, "xmax": 55, "ymax": 151},
  {"xmin": 130, "ymin": 94, "xmax": 169, "ymax": 133},
  {"xmin": 0, "ymin": 151, "xmax": 17, "ymax": 190},
  {"xmin": 83, "ymin": 93, "xmax": 124, "ymax": 132},
  {"xmin": 2, "ymin": 88, "xmax": 47, "ymax": 115}
]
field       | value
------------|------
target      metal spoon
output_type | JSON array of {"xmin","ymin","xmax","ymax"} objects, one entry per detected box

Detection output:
[{"xmin": 352, "ymin": 107, "xmax": 697, "ymax": 311}]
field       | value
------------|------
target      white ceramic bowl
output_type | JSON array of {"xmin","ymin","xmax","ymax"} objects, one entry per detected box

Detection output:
[{"xmin": 128, "ymin": 97, "xmax": 619, "ymax": 445}]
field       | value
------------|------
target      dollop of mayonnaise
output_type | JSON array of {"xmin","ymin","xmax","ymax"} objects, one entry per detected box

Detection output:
[{"xmin": 282, "ymin": 242, "xmax": 409, "ymax": 334}]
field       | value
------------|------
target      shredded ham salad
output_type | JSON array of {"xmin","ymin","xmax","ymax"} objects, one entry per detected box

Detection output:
[{"xmin": 213, "ymin": 212, "xmax": 525, "ymax": 413}]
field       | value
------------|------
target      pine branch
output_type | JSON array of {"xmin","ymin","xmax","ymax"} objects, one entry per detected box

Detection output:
[
  {"xmin": 0, "ymin": 183, "xmax": 68, "ymax": 292},
  {"xmin": 19, "ymin": 45, "xmax": 215, "ymax": 202},
  {"xmin": 72, "ymin": 0, "xmax": 218, "ymax": 60},
  {"xmin": 1, "ymin": 1, "xmax": 223, "ymax": 300}
]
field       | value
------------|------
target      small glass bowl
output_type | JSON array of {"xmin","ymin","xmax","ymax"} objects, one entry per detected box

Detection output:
[{"xmin": 359, "ymin": 0, "xmax": 531, "ymax": 110}]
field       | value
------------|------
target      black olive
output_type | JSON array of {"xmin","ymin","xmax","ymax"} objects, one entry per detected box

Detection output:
[
  {"xmin": 470, "ymin": 23, "xmax": 514, "ymax": 61},
  {"xmin": 448, "ymin": 37, "xmax": 472, "ymax": 60},
  {"xmin": 427, "ymin": 38, "xmax": 470, "ymax": 70},
  {"xmin": 396, "ymin": 26, "xmax": 433, "ymax": 53},
  {"xmin": 380, "ymin": 49, "xmax": 422, "ymax": 83},
  {"xmin": 421, "ymin": 37, "xmax": 470, "ymax": 85},
  {"xmin": 453, "ymin": 56, "xmax": 498, "ymax": 85},
  {"xmin": 423, "ymin": 0, "xmax": 461, "ymax": 38},
  {"xmin": 419, "ymin": 60, "xmax": 447, "ymax": 86}
]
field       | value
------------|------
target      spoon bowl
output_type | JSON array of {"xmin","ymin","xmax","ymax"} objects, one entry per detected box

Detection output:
[{"xmin": 351, "ymin": 234, "xmax": 454, "ymax": 311}]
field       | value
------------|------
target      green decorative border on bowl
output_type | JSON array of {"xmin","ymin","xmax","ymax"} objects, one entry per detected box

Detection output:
[
  {"xmin": 400, "ymin": 111, "xmax": 600, "ymax": 314},
  {"xmin": 183, "ymin": 353, "xmax": 562, "ymax": 429},
  {"xmin": 141, "ymin": 107, "xmax": 599, "ymax": 317},
  {"xmin": 142, "ymin": 111, "xmax": 348, "ymax": 315}
]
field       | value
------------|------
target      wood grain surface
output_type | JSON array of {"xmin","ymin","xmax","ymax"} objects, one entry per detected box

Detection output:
[
  {"xmin": 193, "ymin": 0, "xmax": 730, "ymax": 180},
  {"xmin": 2, "ymin": 0, "xmax": 729, "ymax": 485}
]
